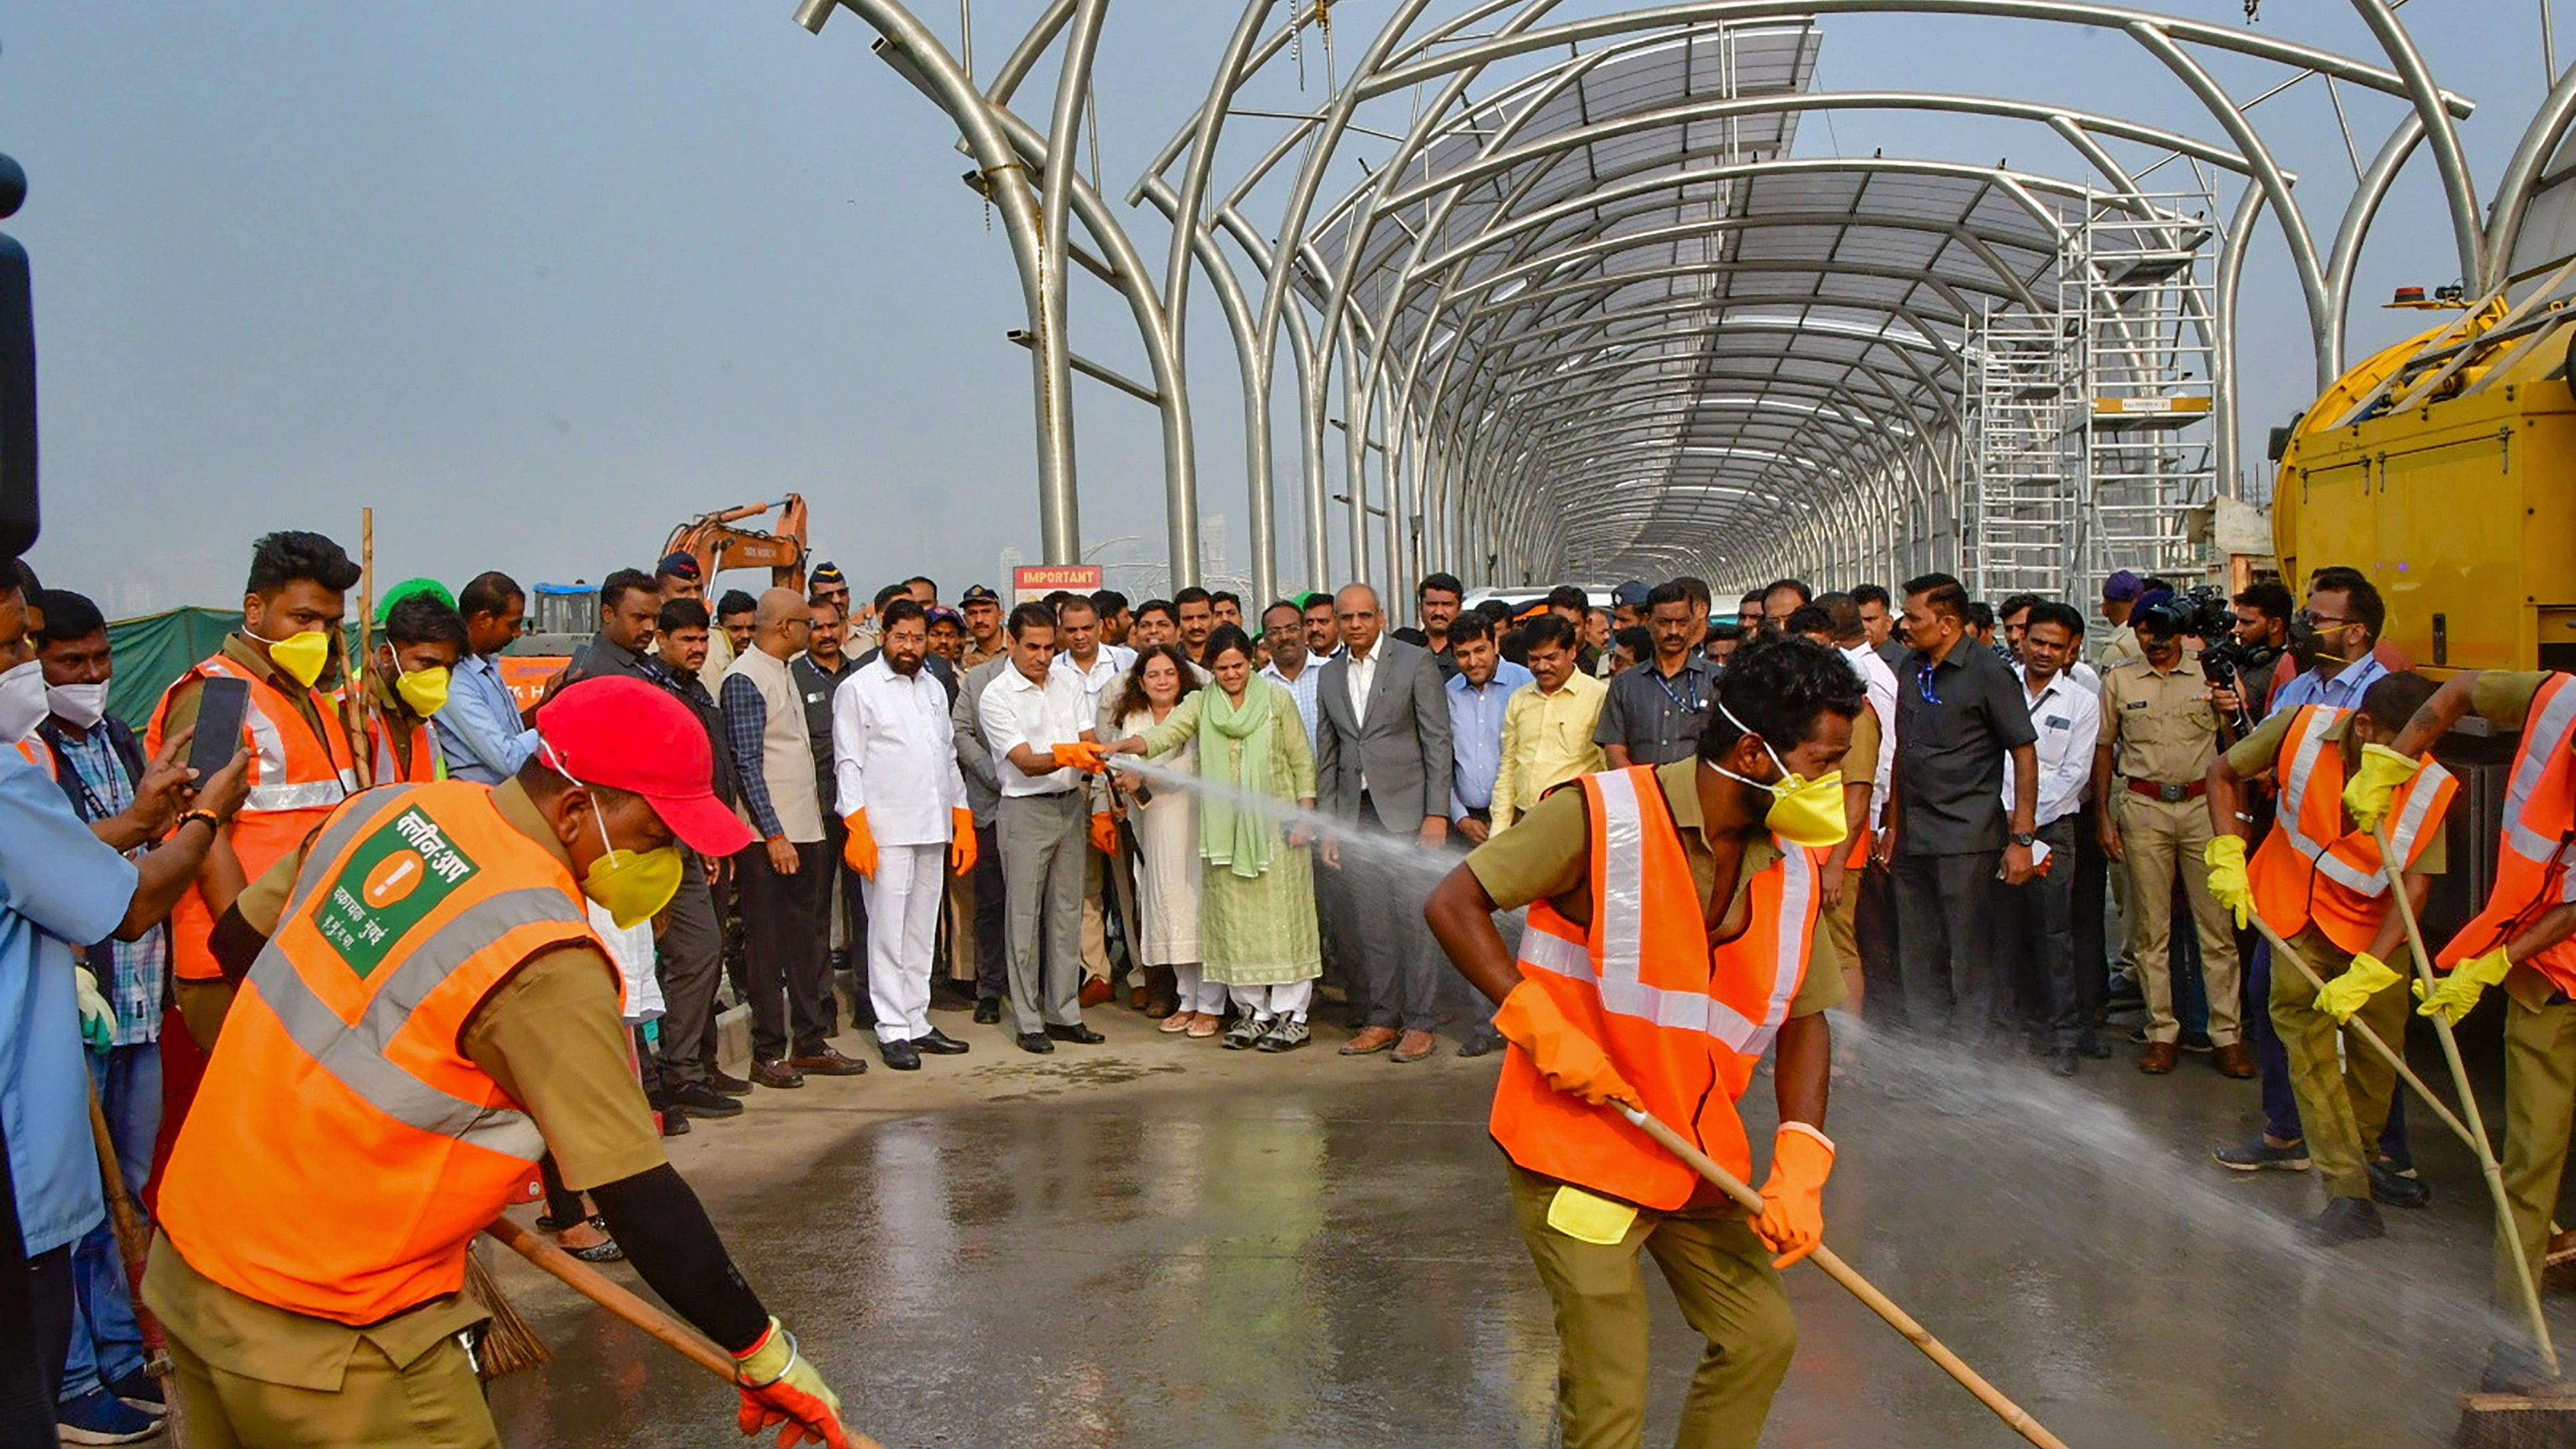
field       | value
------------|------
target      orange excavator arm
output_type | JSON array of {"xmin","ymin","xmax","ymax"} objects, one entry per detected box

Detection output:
[{"xmin": 664, "ymin": 495, "xmax": 809, "ymax": 593}]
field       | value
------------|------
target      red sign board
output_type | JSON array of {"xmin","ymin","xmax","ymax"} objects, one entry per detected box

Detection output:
[{"xmin": 1013, "ymin": 564, "xmax": 1103, "ymax": 604}]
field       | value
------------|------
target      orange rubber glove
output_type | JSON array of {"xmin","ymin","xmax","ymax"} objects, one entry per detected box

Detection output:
[
  {"xmin": 1089, "ymin": 811, "xmax": 1119, "ymax": 856},
  {"xmin": 1752, "ymin": 1123, "xmax": 1835, "ymax": 1269},
  {"xmin": 840, "ymin": 811, "xmax": 878, "ymax": 879},
  {"xmin": 732, "ymin": 1317, "xmax": 851, "ymax": 1449},
  {"xmin": 1491, "ymin": 980, "xmax": 1640, "ymax": 1108},
  {"xmin": 949, "ymin": 807, "xmax": 978, "ymax": 875},
  {"xmin": 1050, "ymin": 739, "xmax": 1108, "ymax": 774}
]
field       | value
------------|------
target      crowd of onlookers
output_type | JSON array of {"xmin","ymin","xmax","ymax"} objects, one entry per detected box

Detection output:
[{"xmin": 0, "ymin": 518, "xmax": 2434, "ymax": 1441}]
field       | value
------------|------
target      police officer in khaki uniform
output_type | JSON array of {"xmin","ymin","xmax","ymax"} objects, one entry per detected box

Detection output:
[{"xmin": 2094, "ymin": 596, "xmax": 2247, "ymax": 1076}]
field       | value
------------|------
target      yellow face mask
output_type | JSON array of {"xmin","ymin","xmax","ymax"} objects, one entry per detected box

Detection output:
[
  {"xmin": 383, "ymin": 650, "xmax": 451, "ymax": 718},
  {"xmin": 1708, "ymin": 702, "xmax": 1849, "ymax": 849},
  {"xmin": 248, "ymin": 628, "xmax": 333, "ymax": 689},
  {"xmin": 565, "ymin": 771, "xmax": 683, "ymax": 928}
]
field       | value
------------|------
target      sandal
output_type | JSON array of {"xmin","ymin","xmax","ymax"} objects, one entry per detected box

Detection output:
[
  {"xmin": 1185, "ymin": 1012, "xmax": 1220, "ymax": 1039},
  {"xmin": 1159, "ymin": 1010, "xmax": 1193, "ymax": 1034},
  {"xmin": 554, "ymin": 1215, "xmax": 624, "ymax": 1263}
]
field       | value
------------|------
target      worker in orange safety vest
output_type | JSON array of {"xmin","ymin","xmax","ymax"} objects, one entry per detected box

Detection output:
[
  {"xmin": 1425, "ymin": 636, "xmax": 1861, "ymax": 1449},
  {"xmin": 2203, "ymin": 671, "xmax": 2455, "ymax": 1245},
  {"xmin": 2383, "ymin": 667, "xmax": 2576, "ymax": 1392},
  {"xmin": 144, "ymin": 676, "xmax": 852, "ymax": 1448},
  {"xmin": 363, "ymin": 584, "xmax": 468, "ymax": 784}
]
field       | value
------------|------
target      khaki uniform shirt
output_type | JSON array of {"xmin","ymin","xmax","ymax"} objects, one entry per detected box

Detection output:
[
  {"xmin": 2098, "ymin": 623, "xmax": 2143, "ymax": 672},
  {"xmin": 144, "ymin": 780, "xmax": 665, "ymax": 1384},
  {"xmin": 2098, "ymin": 654, "xmax": 2223, "ymax": 789},
  {"xmin": 1463, "ymin": 758, "xmax": 1844, "ymax": 1019}
]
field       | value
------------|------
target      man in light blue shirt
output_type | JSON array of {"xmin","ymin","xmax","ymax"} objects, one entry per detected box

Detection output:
[
  {"xmin": 435, "ymin": 572, "xmax": 541, "ymax": 784},
  {"xmin": 1442, "ymin": 613, "xmax": 1532, "ymax": 844},
  {"xmin": 2265, "ymin": 569, "xmax": 2390, "ymax": 720},
  {"xmin": 0, "ymin": 562, "xmax": 244, "ymax": 1414}
]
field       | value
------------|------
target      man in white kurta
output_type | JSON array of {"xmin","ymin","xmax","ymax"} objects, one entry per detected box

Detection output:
[{"xmin": 834, "ymin": 602, "xmax": 973, "ymax": 1070}]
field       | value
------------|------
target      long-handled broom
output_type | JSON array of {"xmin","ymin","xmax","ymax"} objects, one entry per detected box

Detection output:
[
  {"xmin": 86, "ymin": 1081, "xmax": 184, "ymax": 1447},
  {"xmin": 482, "ymin": 1217, "xmax": 886, "ymax": 1449},
  {"xmin": 1615, "ymin": 1104, "xmax": 2074, "ymax": 1449}
]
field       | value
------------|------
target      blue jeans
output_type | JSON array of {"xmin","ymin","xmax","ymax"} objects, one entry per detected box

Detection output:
[{"xmin": 60, "ymin": 1044, "xmax": 159, "ymax": 1404}]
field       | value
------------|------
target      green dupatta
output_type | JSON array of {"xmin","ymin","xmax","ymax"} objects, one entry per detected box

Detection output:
[{"xmin": 1198, "ymin": 680, "xmax": 1284, "ymax": 879}]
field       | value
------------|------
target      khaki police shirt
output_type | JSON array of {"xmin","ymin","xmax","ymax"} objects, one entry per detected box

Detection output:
[
  {"xmin": 1464, "ymin": 758, "xmax": 1844, "ymax": 1018},
  {"xmin": 146, "ymin": 779, "xmax": 666, "ymax": 1385},
  {"xmin": 2223, "ymin": 709, "xmax": 2447, "ymax": 875},
  {"xmin": 2098, "ymin": 654, "xmax": 2223, "ymax": 789}
]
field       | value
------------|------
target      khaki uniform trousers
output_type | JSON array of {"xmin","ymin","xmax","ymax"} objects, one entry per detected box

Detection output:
[
  {"xmin": 166, "ymin": 1330, "xmax": 499, "ymax": 1449},
  {"xmin": 2496, "ymin": 972, "xmax": 2576, "ymax": 1313},
  {"xmin": 1819, "ymin": 869, "xmax": 1863, "ymax": 1008},
  {"xmin": 2269, "ymin": 927, "xmax": 2405, "ymax": 1200},
  {"xmin": 2116, "ymin": 793, "xmax": 2242, "ymax": 1044},
  {"xmin": 1509, "ymin": 1163, "xmax": 1795, "ymax": 1449}
]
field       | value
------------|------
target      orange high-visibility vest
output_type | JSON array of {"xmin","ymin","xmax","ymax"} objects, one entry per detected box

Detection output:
[
  {"xmin": 369, "ymin": 712, "xmax": 443, "ymax": 785},
  {"xmin": 156, "ymin": 779, "xmax": 613, "ymax": 1326},
  {"xmin": 144, "ymin": 654, "xmax": 359, "ymax": 984},
  {"xmin": 2249, "ymin": 705, "xmax": 2456, "ymax": 954},
  {"xmin": 1490, "ymin": 766, "xmax": 1821, "ymax": 1211},
  {"xmin": 2441, "ymin": 673, "xmax": 2576, "ymax": 991}
]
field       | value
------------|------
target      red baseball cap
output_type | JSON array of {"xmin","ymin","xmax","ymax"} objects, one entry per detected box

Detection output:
[{"xmin": 534, "ymin": 677, "xmax": 755, "ymax": 856}]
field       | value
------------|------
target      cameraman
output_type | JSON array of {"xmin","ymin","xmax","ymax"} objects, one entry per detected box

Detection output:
[{"xmin": 2207, "ymin": 581, "xmax": 2293, "ymax": 724}]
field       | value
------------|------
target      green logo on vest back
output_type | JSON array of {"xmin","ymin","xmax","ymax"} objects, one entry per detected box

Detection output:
[{"xmin": 313, "ymin": 807, "xmax": 480, "ymax": 977}]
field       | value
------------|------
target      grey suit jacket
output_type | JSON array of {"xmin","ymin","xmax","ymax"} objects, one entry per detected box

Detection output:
[
  {"xmin": 1314, "ymin": 636, "xmax": 1454, "ymax": 832},
  {"xmin": 951, "ymin": 657, "xmax": 1011, "ymax": 827}
]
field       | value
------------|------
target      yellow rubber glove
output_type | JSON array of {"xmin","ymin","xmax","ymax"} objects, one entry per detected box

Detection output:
[
  {"xmin": 840, "ymin": 811, "xmax": 878, "ymax": 879},
  {"xmin": 948, "ymin": 807, "xmax": 978, "ymax": 875},
  {"xmin": 1753, "ymin": 1123, "xmax": 1836, "ymax": 1269},
  {"xmin": 2343, "ymin": 743, "xmax": 2424, "ymax": 834},
  {"xmin": 2203, "ymin": 835, "xmax": 2255, "ymax": 931},
  {"xmin": 2416, "ymin": 945, "xmax": 2514, "ymax": 1026},
  {"xmin": 2313, "ymin": 952, "xmax": 2402, "ymax": 1024},
  {"xmin": 1491, "ymin": 980, "xmax": 1640, "ymax": 1108},
  {"xmin": 732, "ymin": 1317, "xmax": 850, "ymax": 1449},
  {"xmin": 74, "ymin": 966, "xmax": 114, "ymax": 1054},
  {"xmin": 1049, "ymin": 740, "xmax": 1108, "ymax": 774}
]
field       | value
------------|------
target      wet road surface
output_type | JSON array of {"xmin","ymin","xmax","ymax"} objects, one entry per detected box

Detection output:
[{"xmin": 490, "ymin": 1014, "xmax": 2545, "ymax": 1447}]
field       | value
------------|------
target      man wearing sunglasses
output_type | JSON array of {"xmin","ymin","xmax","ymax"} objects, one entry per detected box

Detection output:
[{"xmin": 2265, "ymin": 568, "xmax": 2392, "ymax": 722}]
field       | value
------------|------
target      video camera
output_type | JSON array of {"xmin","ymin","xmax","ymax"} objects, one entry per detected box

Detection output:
[{"xmin": 2136, "ymin": 584, "xmax": 2278, "ymax": 729}]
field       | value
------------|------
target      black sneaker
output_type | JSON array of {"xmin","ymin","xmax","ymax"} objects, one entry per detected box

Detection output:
[
  {"xmin": 974, "ymin": 998, "xmax": 1004, "ymax": 1025},
  {"xmin": 2303, "ymin": 1197, "xmax": 2385, "ymax": 1246},
  {"xmin": 104, "ymin": 1366, "xmax": 164, "ymax": 1416},
  {"xmin": 657, "ymin": 1104, "xmax": 691, "ymax": 1138},
  {"xmin": 2368, "ymin": 1158, "xmax": 2432, "ymax": 1210},
  {"xmin": 668, "ymin": 1080, "xmax": 745, "ymax": 1118},
  {"xmin": 2077, "ymin": 1030, "xmax": 2114, "ymax": 1060},
  {"xmin": 55, "ymin": 1388, "xmax": 160, "ymax": 1444},
  {"xmin": 705, "ymin": 1068, "xmax": 753, "ymax": 1097},
  {"xmin": 2213, "ymin": 1135, "xmax": 2310, "ymax": 1172}
]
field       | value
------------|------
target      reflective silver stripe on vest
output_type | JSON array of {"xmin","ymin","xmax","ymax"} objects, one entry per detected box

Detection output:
[
  {"xmin": 1517, "ymin": 772, "xmax": 1811, "ymax": 1056},
  {"xmin": 2377, "ymin": 760, "xmax": 2454, "ymax": 880},
  {"xmin": 2275, "ymin": 708, "xmax": 2383, "ymax": 894},
  {"xmin": 246, "ymin": 883, "xmax": 591, "ymax": 1161},
  {"xmin": 2505, "ymin": 680, "xmax": 2576, "ymax": 864}
]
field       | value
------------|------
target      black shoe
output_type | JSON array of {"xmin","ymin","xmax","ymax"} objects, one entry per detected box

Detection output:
[
  {"xmin": 878, "ymin": 1038, "xmax": 922, "ymax": 1071},
  {"xmin": 2078, "ymin": 1030, "xmax": 2114, "ymax": 1060},
  {"xmin": 2213, "ymin": 1134, "xmax": 2310, "ymax": 1172},
  {"xmin": 1045, "ymin": 1022, "xmax": 1105, "ymax": 1044},
  {"xmin": 751, "ymin": 1058, "xmax": 806, "ymax": 1090},
  {"xmin": 1457, "ymin": 1026, "xmax": 1505, "ymax": 1058},
  {"xmin": 2050, "ymin": 1048, "xmax": 2080, "ymax": 1078},
  {"xmin": 974, "ymin": 998, "xmax": 1003, "ymax": 1026},
  {"xmin": 914, "ymin": 1028, "xmax": 970, "ymax": 1056},
  {"xmin": 2368, "ymin": 1159, "xmax": 2432, "ymax": 1210},
  {"xmin": 2303, "ymin": 1197, "xmax": 2386, "ymax": 1246},
  {"xmin": 1017, "ymin": 1031, "xmax": 1055, "ymax": 1054},
  {"xmin": 658, "ymin": 1104, "xmax": 691, "ymax": 1137},
  {"xmin": 668, "ymin": 1080, "xmax": 745, "ymax": 1118},
  {"xmin": 706, "ymin": 1068, "xmax": 753, "ymax": 1097}
]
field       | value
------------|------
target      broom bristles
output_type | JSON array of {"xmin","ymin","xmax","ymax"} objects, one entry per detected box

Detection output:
[{"xmin": 463, "ymin": 1246, "xmax": 550, "ymax": 1381}]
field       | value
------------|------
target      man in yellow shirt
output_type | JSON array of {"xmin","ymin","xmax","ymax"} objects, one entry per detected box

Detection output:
[{"xmin": 1491, "ymin": 615, "xmax": 1607, "ymax": 833}]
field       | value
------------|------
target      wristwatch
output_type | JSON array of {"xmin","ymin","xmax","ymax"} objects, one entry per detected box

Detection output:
[{"xmin": 2010, "ymin": 831, "xmax": 2037, "ymax": 847}]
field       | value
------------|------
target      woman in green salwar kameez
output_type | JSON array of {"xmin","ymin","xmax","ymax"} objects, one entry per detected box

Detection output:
[{"xmin": 1108, "ymin": 624, "xmax": 1324, "ymax": 1051}]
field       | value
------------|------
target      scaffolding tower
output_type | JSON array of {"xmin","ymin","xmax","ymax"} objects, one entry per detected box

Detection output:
[{"xmin": 1963, "ymin": 302, "xmax": 2080, "ymax": 602}]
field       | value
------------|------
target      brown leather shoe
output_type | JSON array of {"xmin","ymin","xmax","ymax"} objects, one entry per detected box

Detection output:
[
  {"xmin": 2138, "ymin": 1041, "xmax": 2179, "ymax": 1075},
  {"xmin": 1079, "ymin": 977, "xmax": 1114, "ymax": 1009},
  {"xmin": 2211, "ymin": 1042, "xmax": 2256, "ymax": 1079},
  {"xmin": 1340, "ymin": 1025, "xmax": 1400, "ymax": 1056},
  {"xmin": 787, "ymin": 1046, "xmax": 868, "ymax": 1076},
  {"xmin": 1392, "ymin": 1028, "xmax": 1439, "ymax": 1063}
]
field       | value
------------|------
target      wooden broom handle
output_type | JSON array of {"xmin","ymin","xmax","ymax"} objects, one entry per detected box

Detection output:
[
  {"xmin": 1618, "ymin": 1106, "xmax": 2073, "ymax": 1449},
  {"xmin": 481, "ymin": 1217, "xmax": 886, "ymax": 1449}
]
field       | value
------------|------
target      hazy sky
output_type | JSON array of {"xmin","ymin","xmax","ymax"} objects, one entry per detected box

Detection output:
[{"xmin": 0, "ymin": 2, "xmax": 2551, "ymax": 614}]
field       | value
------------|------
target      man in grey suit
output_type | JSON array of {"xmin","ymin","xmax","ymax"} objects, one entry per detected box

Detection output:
[
  {"xmin": 1314, "ymin": 582, "xmax": 1455, "ymax": 1062},
  {"xmin": 951, "ymin": 652, "xmax": 1013, "ymax": 1024}
]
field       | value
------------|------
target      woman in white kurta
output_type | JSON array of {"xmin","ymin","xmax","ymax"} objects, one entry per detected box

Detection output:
[{"xmin": 1099, "ymin": 646, "xmax": 1219, "ymax": 1035}]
